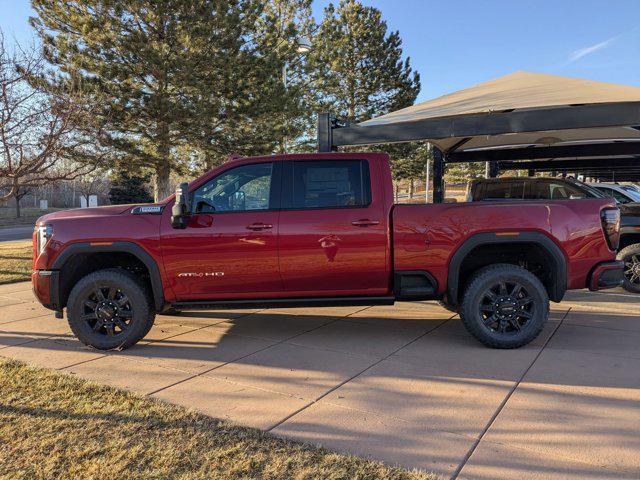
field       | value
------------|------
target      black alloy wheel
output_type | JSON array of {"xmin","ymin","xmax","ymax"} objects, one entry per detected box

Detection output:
[
  {"xmin": 478, "ymin": 280, "xmax": 534, "ymax": 335},
  {"xmin": 624, "ymin": 254, "xmax": 640, "ymax": 286},
  {"xmin": 81, "ymin": 285, "xmax": 134, "ymax": 337},
  {"xmin": 618, "ymin": 243, "xmax": 640, "ymax": 293},
  {"xmin": 459, "ymin": 264, "xmax": 549, "ymax": 349},
  {"xmin": 67, "ymin": 269, "xmax": 155, "ymax": 350}
]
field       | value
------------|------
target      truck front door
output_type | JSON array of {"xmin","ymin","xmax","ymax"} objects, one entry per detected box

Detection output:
[
  {"xmin": 161, "ymin": 161, "xmax": 282, "ymax": 299},
  {"xmin": 277, "ymin": 159, "xmax": 389, "ymax": 296}
]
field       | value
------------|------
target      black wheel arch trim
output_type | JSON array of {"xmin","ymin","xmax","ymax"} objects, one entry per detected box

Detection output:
[
  {"xmin": 447, "ymin": 231, "xmax": 567, "ymax": 305},
  {"xmin": 51, "ymin": 241, "xmax": 165, "ymax": 311}
]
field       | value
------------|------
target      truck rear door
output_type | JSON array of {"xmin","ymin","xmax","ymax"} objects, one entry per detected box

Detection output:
[{"xmin": 277, "ymin": 158, "xmax": 389, "ymax": 295}]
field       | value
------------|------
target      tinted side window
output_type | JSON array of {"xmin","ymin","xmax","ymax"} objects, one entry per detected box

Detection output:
[
  {"xmin": 481, "ymin": 180, "xmax": 525, "ymax": 200},
  {"xmin": 288, "ymin": 160, "xmax": 371, "ymax": 209},
  {"xmin": 610, "ymin": 189, "xmax": 631, "ymax": 204},
  {"xmin": 594, "ymin": 187, "xmax": 614, "ymax": 198},
  {"xmin": 530, "ymin": 181, "xmax": 588, "ymax": 200},
  {"xmin": 193, "ymin": 163, "xmax": 273, "ymax": 213}
]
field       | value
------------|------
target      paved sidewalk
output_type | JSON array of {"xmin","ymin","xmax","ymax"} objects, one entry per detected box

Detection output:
[
  {"xmin": 0, "ymin": 225, "xmax": 33, "ymax": 242},
  {"xmin": 0, "ymin": 281, "xmax": 638, "ymax": 479}
]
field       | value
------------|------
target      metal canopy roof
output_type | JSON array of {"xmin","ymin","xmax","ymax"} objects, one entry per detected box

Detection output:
[{"xmin": 318, "ymin": 71, "xmax": 640, "ymax": 156}]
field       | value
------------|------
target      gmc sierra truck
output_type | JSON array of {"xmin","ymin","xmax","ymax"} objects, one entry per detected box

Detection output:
[{"xmin": 32, "ymin": 152, "xmax": 624, "ymax": 350}]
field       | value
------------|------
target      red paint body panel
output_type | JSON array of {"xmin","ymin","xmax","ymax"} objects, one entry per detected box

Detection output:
[
  {"xmin": 31, "ymin": 152, "xmax": 618, "ymax": 310},
  {"xmin": 31, "ymin": 272, "xmax": 52, "ymax": 305},
  {"xmin": 392, "ymin": 198, "xmax": 617, "ymax": 295},
  {"xmin": 160, "ymin": 210, "xmax": 281, "ymax": 299},
  {"xmin": 277, "ymin": 156, "xmax": 391, "ymax": 295}
]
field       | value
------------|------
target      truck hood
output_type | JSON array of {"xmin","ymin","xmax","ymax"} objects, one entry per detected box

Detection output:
[{"xmin": 36, "ymin": 204, "xmax": 159, "ymax": 224}]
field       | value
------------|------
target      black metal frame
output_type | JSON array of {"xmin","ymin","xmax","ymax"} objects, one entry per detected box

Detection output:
[
  {"xmin": 318, "ymin": 104, "xmax": 640, "ymax": 150},
  {"xmin": 317, "ymin": 103, "xmax": 640, "ymax": 202},
  {"xmin": 499, "ymin": 157, "xmax": 640, "ymax": 181},
  {"xmin": 448, "ymin": 142, "xmax": 640, "ymax": 163}
]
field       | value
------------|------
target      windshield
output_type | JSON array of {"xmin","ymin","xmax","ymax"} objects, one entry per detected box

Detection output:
[
  {"xmin": 624, "ymin": 188, "xmax": 640, "ymax": 202},
  {"xmin": 566, "ymin": 179, "xmax": 607, "ymax": 198}
]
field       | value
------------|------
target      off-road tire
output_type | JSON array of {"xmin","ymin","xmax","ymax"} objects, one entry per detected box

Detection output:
[
  {"xmin": 459, "ymin": 264, "xmax": 549, "ymax": 349},
  {"xmin": 67, "ymin": 268, "xmax": 155, "ymax": 350},
  {"xmin": 617, "ymin": 243, "xmax": 640, "ymax": 294}
]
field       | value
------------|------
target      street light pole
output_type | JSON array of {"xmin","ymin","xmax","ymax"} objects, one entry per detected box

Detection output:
[{"xmin": 281, "ymin": 37, "xmax": 312, "ymax": 154}]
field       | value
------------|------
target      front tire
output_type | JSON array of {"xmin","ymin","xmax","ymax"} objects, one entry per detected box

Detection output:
[
  {"xmin": 67, "ymin": 268, "xmax": 155, "ymax": 350},
  {"xmin": 618, "ymin": 243, "xmax": 640, "ymax": 293},
  {"xmin": 459, "ymin": 264, "xmax": 548, "ymax": 349}
]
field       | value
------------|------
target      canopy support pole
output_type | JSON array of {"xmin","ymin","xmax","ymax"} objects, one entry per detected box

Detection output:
[
  {"xmin": 317, "ymin": 113, "xmax": 334, "ymax": 152},
  {"xmin": 489, "ymin": 162, "xmax": 500, "ymax": 178},
  {"xmin": 425, "ymin": 152, "xmax": 430, "ymax": 203},
  {"xmin": 433, "ymin": 147, "xmax": 445, "ymax": 203}
]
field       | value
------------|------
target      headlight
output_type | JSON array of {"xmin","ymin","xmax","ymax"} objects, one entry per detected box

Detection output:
[{"xmin": 35, "ymin": 224, "xmax": 54, "ymax": 255}]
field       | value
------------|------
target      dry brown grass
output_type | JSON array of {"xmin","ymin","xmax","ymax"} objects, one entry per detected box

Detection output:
[
  {"xmin": 0, "ymin": 241, "xmax": 32, "ymax": 284},
  {"xmin": 0, "ymin": 360, "xmax": 439, "ymax": 480}
]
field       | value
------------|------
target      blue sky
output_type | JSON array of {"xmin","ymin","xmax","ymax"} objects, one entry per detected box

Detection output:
[{"xmin": 2, "ymin": 0, "xmax": 639, "ymax": 102}]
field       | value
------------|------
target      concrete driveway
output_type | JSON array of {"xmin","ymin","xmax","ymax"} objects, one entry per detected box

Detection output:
[{"xmin": 0, "ymin": 281, "xmax": 638, "ymax": 479}]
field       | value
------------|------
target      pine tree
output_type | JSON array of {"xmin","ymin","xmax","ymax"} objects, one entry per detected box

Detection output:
[
  {"xmin": 252, "ymin": 0, "xmax": 316, "ymax": 154},
  {"xmin": 308, "ymin": 0, "xmax": 420, "ymax": 123},
  {"xmin": 108, "ymin": 170, "xmax": 153, "ymax": 205},
  {"xmin": 445, "ymin": 162, "xmax": 486, "ymax": 185},
  {"xmin": 30, "ymin": 0, "xmax": 264, "ymax": 201}
]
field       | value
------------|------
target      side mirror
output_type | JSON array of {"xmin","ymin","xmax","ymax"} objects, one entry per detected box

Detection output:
[{"xmin": 171, "ymin": 182, "xmax": 191, "ymax": 229}]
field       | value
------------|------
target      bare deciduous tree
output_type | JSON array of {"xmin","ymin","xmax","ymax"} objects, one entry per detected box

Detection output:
[
  {"xmin": 0, "ymin": 33, "xmax": 105, "ymax": 217},
  {"xmin": 75, "ymin": 169, "xmax": 110, "ymax": 207}
]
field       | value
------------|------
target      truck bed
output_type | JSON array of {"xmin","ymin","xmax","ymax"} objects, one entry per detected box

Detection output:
[{"xmin": 392, "ymin": 198, "xmax": 616, "ymax": 294}]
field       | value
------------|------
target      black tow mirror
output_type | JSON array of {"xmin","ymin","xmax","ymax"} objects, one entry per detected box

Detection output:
[{"xmin": 171, "ymin": 182, "xmax": 191, "ymax": 229}]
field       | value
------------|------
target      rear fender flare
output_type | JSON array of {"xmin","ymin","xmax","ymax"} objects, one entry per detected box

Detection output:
[{"xmin": 447, "ymin": 232, "xmax": 567, "ymax": 304}]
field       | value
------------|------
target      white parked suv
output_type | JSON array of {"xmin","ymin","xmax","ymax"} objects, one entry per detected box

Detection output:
[{"xmin": 588, "ymin": 183, "xmax": 640, "ymax": 204}]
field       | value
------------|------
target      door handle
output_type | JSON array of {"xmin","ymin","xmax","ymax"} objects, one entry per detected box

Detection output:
[
  {"xmin": 351, "ymin": 219, "xmax": 380, "ymax": 227},
  {"xmin": 246, "ymin": 223, "xmax": 273, "ymax": 231}
]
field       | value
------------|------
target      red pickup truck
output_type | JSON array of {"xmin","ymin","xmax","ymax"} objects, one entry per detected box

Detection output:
[{"xmin": 32, "ymin": 152, "xmax": 623, "ymax": 350}]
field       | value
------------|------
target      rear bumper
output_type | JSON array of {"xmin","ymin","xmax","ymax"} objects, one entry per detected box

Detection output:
[
  {"xmin": 31, "ymin": 270, "xmax": 59, "ymax": 310},
  {"xmin": 588, "ymin": 261, "xmax": 625, "ymax": 291}
]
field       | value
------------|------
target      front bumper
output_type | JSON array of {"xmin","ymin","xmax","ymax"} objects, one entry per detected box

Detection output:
[
  {"xmin": 588, "ymin": 261, "xmax": 625, "ymax": 291},
  {"xmin": 31, "ymin": 270, "xmax": 59, "ymax": 310}
]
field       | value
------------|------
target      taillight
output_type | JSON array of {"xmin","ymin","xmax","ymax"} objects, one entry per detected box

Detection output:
[{"xmin": 600, "ymin": 207, "xmax": 620, "ymax": 250}]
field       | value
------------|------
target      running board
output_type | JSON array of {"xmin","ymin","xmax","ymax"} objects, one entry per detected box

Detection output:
[{"xmin": 172, "ymin": 296, "xmax": 395, "ymax": 310}]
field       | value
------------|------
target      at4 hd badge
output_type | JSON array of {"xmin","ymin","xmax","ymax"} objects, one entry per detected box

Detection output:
[{"xmin": 178, "ymin": 272, "xmax": 225, "ymax": 277}]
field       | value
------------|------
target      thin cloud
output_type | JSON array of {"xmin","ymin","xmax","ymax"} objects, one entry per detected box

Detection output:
[{"xmin": 568, "ymin": 37, "xmax": 617, "ymax": 63}]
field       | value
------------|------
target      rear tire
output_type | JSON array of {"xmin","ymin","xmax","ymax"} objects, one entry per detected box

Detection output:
[
  {"xmin": 459, "ymin": 264, "xmax": 548, "ymax": 349},
  {"xmin": 617, "ymin": 243, "xmax": 640, "ymax": 293},
  {"xmin": 67, "ymin": 268, "xmax": 155, "ymax": 350}
]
